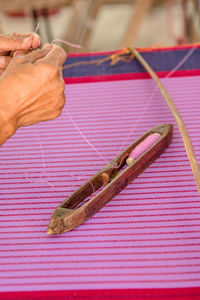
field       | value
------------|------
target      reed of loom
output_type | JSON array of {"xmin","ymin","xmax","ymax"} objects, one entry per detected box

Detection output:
[{"xmin": 129, "ymin": 47, "xmax": 200, "ymax": 195}]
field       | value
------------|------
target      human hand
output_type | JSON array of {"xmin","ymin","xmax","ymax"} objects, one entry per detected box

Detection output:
[
  {"xmin": 0, "ymin": 32, "xmax": 41, "ymax": 75},
  {"xmin": 0, "ymin": 43, "xmax": 66, "ymax": 145}
]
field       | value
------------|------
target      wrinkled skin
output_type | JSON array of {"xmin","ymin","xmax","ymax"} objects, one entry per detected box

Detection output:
[
  {"xmin": 0, "ymin": 32, "xmax": 66, "ymax": 146},
  {"xmin": 0, "ymin": 32, "xmax": 41, "ymax": 75}
]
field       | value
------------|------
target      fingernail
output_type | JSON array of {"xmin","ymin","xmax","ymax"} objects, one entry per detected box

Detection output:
[
  {"xmin": 32, "ymin": 35, "xmax": 41, "ymax": 49},
  {"xmin": 23, "ymin": 37, "xmax": 31, "ymax": 46}
]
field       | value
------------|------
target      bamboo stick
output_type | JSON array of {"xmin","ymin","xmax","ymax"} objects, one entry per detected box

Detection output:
[{"xmin": 129, "ymin": 47, "xmax": 200, "ymax": 195}]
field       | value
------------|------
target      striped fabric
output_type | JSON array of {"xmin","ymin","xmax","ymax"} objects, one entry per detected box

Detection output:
[{"xmin": 0, "ymin": 75, "xmax": 200, "ymax": 292}]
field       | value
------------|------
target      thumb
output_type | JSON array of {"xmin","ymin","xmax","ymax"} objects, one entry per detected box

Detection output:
[{"xmin": 0, "ymin": 34, "xmax": 35, "ymax": 51}]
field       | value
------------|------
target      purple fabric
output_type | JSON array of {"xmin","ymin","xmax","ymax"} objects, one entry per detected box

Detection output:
[
  {"xmin": 0, "ymin": 75, "xmax": 200, "ymax": 292},
  {"xmin": 62, "ymin": 48, "xmax": 200, "ymax": 79}
]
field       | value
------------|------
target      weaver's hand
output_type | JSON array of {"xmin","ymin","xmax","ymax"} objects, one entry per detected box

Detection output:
[
  {"xmin": 0, "ymin": 32, "xmax": 41, "ymax": 75},
  {"xmin": 0, "ymin": 44, "xmax": 66, "ymax": 145}
]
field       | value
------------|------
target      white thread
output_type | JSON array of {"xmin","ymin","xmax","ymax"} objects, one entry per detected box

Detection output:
[
  {"xmin": 69, "ymin": 172, "xmax": 95, "ymax": 194},
  {"xmin": 51, "ymin": 39, "xmax": 82, "ymax": 49},
  {"xmin": 25, "ymin": 168, "xmax": 56, "ymax": 189},
  {"xmin": 67, "ymin": 110, "xmax": 108, "ymax": 163},
  {"xmin": 116, "ymin": 44, "xmax": 198, "ymax": 155},
  {"xmin": 25, "ymin": 127, "xmax": 56, "ymax": 189},
  {"xmin": 64, "ymin": 45, "xmax": 198, "ymax": 164},
  {"xmin": 34, "ymin": 22, "xmax": 40, "ymax": 34},
  {"xmin": 34, "ymin": 129, "xmax": 46, "ymax": 170},
  {"xmin": 27, "ymin": 44, "xmax": 198, "ymax": 189},
  {"xmin": 165, "ymin": 46, "xmax": 196, "ymax": 79}
]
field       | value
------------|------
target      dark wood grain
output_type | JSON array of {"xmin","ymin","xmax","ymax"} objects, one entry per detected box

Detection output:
[{"xmin": 47, "ymin": 124, "xmax": 173, "ymax": 235}]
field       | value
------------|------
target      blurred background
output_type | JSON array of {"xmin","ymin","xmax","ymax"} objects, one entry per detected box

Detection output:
[{"xmin": 0, "ymin": 0, "xmax": 199, "ymax": 52}]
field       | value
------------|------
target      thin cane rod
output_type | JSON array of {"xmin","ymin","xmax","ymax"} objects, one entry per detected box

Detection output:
[{"xmin": 129, "ymin": 47, "xmax": 200, "ymax": 195}]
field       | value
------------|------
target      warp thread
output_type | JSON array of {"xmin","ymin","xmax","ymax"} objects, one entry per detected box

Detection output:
[
  {"xmin": 63, "ymin": 43, "xmax": 199, "ymax": 196},
  {"xmin": 26, "ymin": 24, "xmax": 82, "ymax": 189},
  {"xmin": 26, "ymin": 24, "xmax": 199, "ymax": 193}
]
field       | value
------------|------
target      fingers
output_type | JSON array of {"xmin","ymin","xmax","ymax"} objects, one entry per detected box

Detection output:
[
  {"xmin": 0, "ymin": 32, "xmax": 41, "ymax": 52},
  {"xmin": 12, "ymin": 32, "xmax": 41, "ymax": 49},
  {"xmin": 0, "ymin": 56, "xmax": 12, "ymax": 69},
  {"xmin": 40, "ymin": 44, "xmax": 67, "ymax": 67},
  {"xmin": 12, "ymin": 44, "xmax": 53, "ymax": 64},
  {"xmin": 11, "ymin": 44, "xmax": 66, "ymax": 69}
]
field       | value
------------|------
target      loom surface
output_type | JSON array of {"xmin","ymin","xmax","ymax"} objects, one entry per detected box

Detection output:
[{"xmin": 0, "ymin": 45, "xmax": 200, "ymax": 299}]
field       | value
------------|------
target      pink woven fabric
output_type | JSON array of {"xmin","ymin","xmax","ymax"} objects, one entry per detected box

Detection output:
[{"xmin": 0, "ymin": 75, "xmax": 200, "ymax": 292}]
